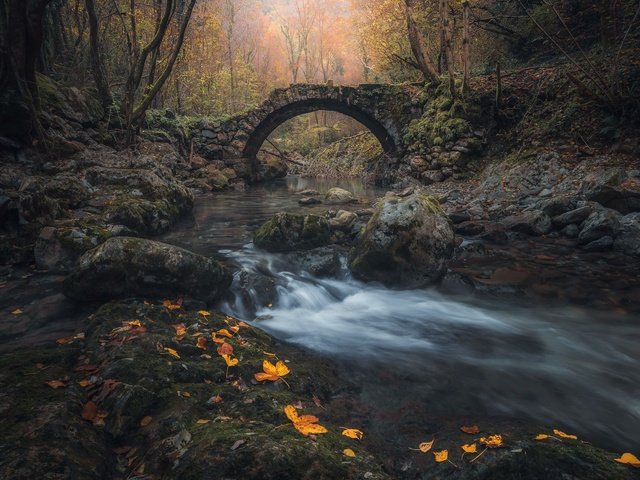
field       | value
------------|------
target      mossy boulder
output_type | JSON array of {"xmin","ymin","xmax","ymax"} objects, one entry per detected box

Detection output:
[
  {"xmin": 349, "ymin": 191, "xmax": 455, "ymax": 288},
  {"xmin": 258, "ymin": 157, "xmax": 288, "ymax": 182},
  {"xmin": 63, "ymin": 237, "xmax": 232, "ymax": 303},
  {"xmin": 324, "ymin": 187, "xmax": 357, "ymax": 205},
  {"xmin": 254, "ymin": 213, "xmax": 331, "ymax": 252},
  {"xmin": 106, "ymin": 197, "xmax": 183, "ymax": 236}
]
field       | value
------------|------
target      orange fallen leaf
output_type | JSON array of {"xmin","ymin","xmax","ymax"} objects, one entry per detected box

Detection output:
[
  {"xmin": 284, "ymin": 404, "xmax": 328, "ymax": 436},
  {"xmin": 45, "ymin": 380, "xmax": 66, "ymax": 389},
  {"xmin": 173, "ymin": 323, "xmax": 187, "ymax": 341},
  {"xmin": 615, "ymin": 453, "xmax": 640, "ymax": 468},
  {"xmin": 217, "ymin": 342, "xmax": 234, "ymax": 356},
  {"xmin": 229, "ymin": 326, "xmax": 240, "ymax": 334},
  {"xmin": 553, "ymin": 429, "xmax": 577, "ymax": 440},
  {"xmin": 81, "ymin": 401, "xmax": 98, "ymax": 422},
  {"xmin": 140, "ymin": 416, "xmax": 153, "ymax": 427},
  {"xmin": 78, "ymin": 379, "xmax": 90, "ymax": 388},
  {"xmin": 342, "ymin": 428, "xmax": 364, "ymax": 440},
  {"xmin": 410, "ymin": 439, "xmax": 434, "ymax": 453},
  {"xmin": 462, "ymin": 443, "xmax": 477, "ymax": 454},
  {"xmin": 434, "ymin": 450, "xmax": 449, "ymax": 463},
  {"xmin": 126, "ymin": 320, "xmax": 142, "ymax": 327},
  {"xmin": 198, "ymin": 310, "xmax": 211, "ymax": 317},
  {"xmin": 461, "ymin": 425, "xmax": 480, "ymax": 434},
  {"xmin": 343, "ymin": 448, "xmax": 356, "ymax": 457},
  {"xmin": 162, "ymin": 299, "xmax": 181, "ymax": 310},
  {"xmin": 237, "ymin": 321, "xmax": 250, "ymax": 328},
  {"xmin": 211, "ymin": 333, "xmax": 226, "ymax": 344},
  {"xmin": 535, "ymin": 434, "xmax": 549, "ymax": 441},
  {"xmin": 254, "ymin": 360, "xmax": 290, "ymax": 383},
  {"xmin": 164, "ymin": 347, "xmax": 180, "ymax": 360},
  {"xmin": 196, "ymin": 337, "xmax": 207, "ymax": 350},
  {"xmin": 217, "ymin": 329, "xmax": 233, "ymax": 338},
  {"xmin": 213, "ymin": 394, "xmax": 223, "ymax": 404},
  {"xmin": 56, "ymin": 335, "xmax": 76, "ymax": 345},
  {"xmin": 480, "ymin": 435, "xmax": 504, "ymax": 448}
]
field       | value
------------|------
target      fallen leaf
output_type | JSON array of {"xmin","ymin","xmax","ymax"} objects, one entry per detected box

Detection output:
[
  {"xmin": 433, "ymin": 450, "xmax": 449, "ymax": 463},
  {"xmin": 81, "ymin": 401, "xmax": 98, "ymax": 422},
  {"xmin": 213, "ymin": 394, "xmax": 223, "ymax": 403},
  {"xmin": 198, "ymin": 310, "xmax": 211, "ymax": 317},
  {"xmin": 162, "ymin": 299, "xmax": 181, "ymax": 310},
  {"xmin": 284, "ymin": 404, "xmax": 328, "ymax": 436},
  {"xmin": 312, "ymin": 394, "xmax": 323, "ymax": 408},
  {"xmin": 211, "ymin": 333, "xmax": 225, "ymax": 344},
  {"xmin": 535, "ymin": 434, "xmax": 549, "ymax": 441},
  {"xmin": 127, "ymin": 320, "xmax": 142, "ymax": 327},
  {"xmin": 229, "ymin": 326, "xmax": 240, "ymax": 334},
  {"xmin": 173, "ymin": 324, "xmax": 187, "ymax": 341},
  {"xmin": 78, "ymin": 379, "xmax": 90, "ymax": 387},
  {"xmin": 615, "ymin": 453, "xmax": 640, "ymax": 468},
  {"xmin": 56, "ymin": 335, "xmax": 76, "ymax": 345},
  {"xmin": 342, "ymin": 428, "xmax": 364, "ymax": 440},
  {"xmin": 263, "ymin": 351, "xmax": 277, "ymax": 357},
  {"xmin": 254, "ymin": 360, "xmax": 290, "ymax": 382},
  {"xmin": 217, "ymin": 342, "xmax": 234, "ymax": 356},
  {"xmin": 480, "ymin": 435, "xmax": 504, "ymax": 448},
  {"xmin": 410, "ymin": 439, "xmax": 434, "ymax": 453},
  {"xmin": 196, "ymin": 337, "xmax": 207, "ymax": 350},
  {"xmin": 196, "ymin": 419, "xmax": 211, "ymax": 425},
  {"xmin": 164, "ymin": 347, "xmax": 180, "ymax": 360},
  {"xmin": 221, "ymin": 354, "xmax": 239, "ymax": 367},
  {"xmin": 140, "ymin": 416, "xmax": 153, "ymax": 427},
  {"xmin": 343, "ymin": 448, "xmax": 356, "ymax": 457},
  {"xmin": 553, "ymin": 429, "xmax": 577, "ymax": 440},
  {"xmin": 177, "ymin": 390, "xmax": 191, "ymax": 398},
  {"xmin": 11, "ymin": 308, "xmax": 23, "ymax": 315},
  {"xmin": 231, "ymin": 439, "xmax": 246, "ymax": 450},
  {"xmin": 461, "ymin": 425, "xmax": 480, "ymax": 434},
  {"xmin": 45, "ymin": 380, "xmax": 66, "ymax": 389},
  {"xmin": 462, "ymin": 443, "xmax": 477, "ymax": 454},
  {"xmin": 217, "ymin": 329, "xmax": 233, "ymax": 338}
]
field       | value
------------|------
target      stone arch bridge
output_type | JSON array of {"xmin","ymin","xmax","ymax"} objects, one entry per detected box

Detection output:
[{"xmin": 194, "ymin": 83, "xmax": 423, "ymax": 178}]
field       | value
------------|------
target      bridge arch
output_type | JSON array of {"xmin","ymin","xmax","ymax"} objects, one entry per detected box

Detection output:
[{"xmin": 241, "ymin": 98, "xmax": 397, "ymax": 159}]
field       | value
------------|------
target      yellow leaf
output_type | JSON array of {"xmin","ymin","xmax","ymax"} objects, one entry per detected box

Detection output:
[
  {"xmin": 164, "ymin": 347, "xmax": 180, "ymax": 360},
  {"xmin": 553, "ymin": 429, "xmax": 577, "ymax": 440},
  {"xmin": 198, "ymin": 310, "xmax": 211, "ymax": 317},
  {"xmin": 196, "ymin": 419, "xmax": 211, "ymax": 425},
  {"xmin": 343, "ymin": 448, "xmax": 356, "ymax": 457},
  {"xmin": 535, "ymin": 434, "xmax": 550, "ymax": 441},
  {"xmin": 342, "ymin": 428, "xmax": 364, "ymax": 440},
  {"xmin": 262, "ymin": 351, "xmax": 277, "ymax": 357},
  {"xmin": 480, "ymin": 435, "xmax": 503, "ymax": 448},
  {"xmin": 140, "ymin": 416, "xmax": 153, "ymax": 427},
  {"xmin": 196, "ymin": 337, "xmax": 207, "ymax": 350},
  {"xmin": 211, "ymin": 333, "xmax": 225, "ymax": 344},
  {"xmin": 78, "ymin": 379, "xmax": 90, "ymax": 388},
  {"xmin": 283, "ymin": 404, "xmax": 327, "ymax": 436},
  {"xmin": 254, "ymin": 360, "xmax": 290, "ymax": 382},
  {"xmin": 462, "ymin": 443, "xmax": 477, "ymax": 453},
  {"xmin": 615, "ymin": 453, "xmax": 640, "ymax": 468},
  {"xmin": 162, "ymin": 299, "xmax": 181, "ymax": 310},
  {"xmin": 410, "ymin": 439, "xmax": 434, "ymax": 453},
  {"xmin": 433, "ymin": 450, "xmax": 449, "ymax": 463},
  {"xmin": 222, "ymin": 354, "xmax": 239, "ymax": 367},
  {"xmin": 11, "ymin": 308, "xmax": 23, "ymax": 315},
  {"xmin": 127, "ymin": 320, "xmax": 142, "ymax": 327}
]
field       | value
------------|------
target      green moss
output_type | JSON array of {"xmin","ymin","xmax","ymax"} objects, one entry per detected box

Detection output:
[{"xmin": 36, "ymin": 73, "xmax": 67, "ymax": 111}]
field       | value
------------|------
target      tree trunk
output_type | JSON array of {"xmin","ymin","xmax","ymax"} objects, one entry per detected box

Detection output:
[
  {"xmin": 85, "ymin": 0, "xmax": 113, "ymax": 110},
  {"xmin": 404, "ymin": 0, "xmax": 439, "ymax": 83},
  {"xmin": 440, "ymin": 0, "xmax": 456, "ymax": 97},
  {"xmin": 462, "ymin": 0, "xmax": 470, "ymax": 95}
]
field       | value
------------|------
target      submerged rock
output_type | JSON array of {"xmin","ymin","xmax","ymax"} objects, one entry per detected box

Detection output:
[
  {"xmin": 324, "ymin": 187, "xmax": 357, "ymax": 205},
  {"xmin": 287, "ymin": 246, "xmax": 342, "ymax": 277},
  {"xmin": 349, "ymin": 191, "xmax": 455, "ymax": 288},
  {"xmin": 254, "ymin": 213, "xmax": 330, "ymax": 252},
  {"xmin": 63, "ymin": 237, "xmax": 231, "ymax": 303}
]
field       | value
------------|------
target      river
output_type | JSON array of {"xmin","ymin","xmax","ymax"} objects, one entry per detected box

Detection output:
[{"xmin": 162, "ymin": 176, "xmax": 640, "ymax": 453}]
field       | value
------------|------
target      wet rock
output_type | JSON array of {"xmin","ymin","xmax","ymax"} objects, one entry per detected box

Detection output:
[
  {"xmin": 349, "ymin": 190, "xmax": 455, "ymax": 288},
  {"xmin": 63, "ymin": 237, "xmax": 232, "ymax": 303},
  {"xmin": 501, "ymin": 210, "xmax": 552, "ymax": 236},
  {"xmin": 561, "ymin": 224, "xmax": 580, "ymax": 238},
  {"xmin": 287, "ymin": 246, "xmax": 341, "ymax": 277},
  {"xmin": 580, "ymin": 167, "xmax": 640, "ymax": 214},
  {"xmin": 106, "ymin": 197, "xmax": 185, "ymax": 236},
  {"xmin": 298, "ymin": 197, "xmax": 321, "ymax": 206},
  {"xmin": 454, "ymin": 221, "xmax": 485, "ymax": 236},
  {"xmin": 410, "ymin": 156, "xmax": 429, "ymax": 172},
  {"xmin": 296, "ymin": 189, "xmax": 319, "ymax": 196},
  {"xmin": 552, "ymin": 205, "xmax": 594, "ymax": 228},
  {"xmin": 421, "ymin": 170, "xmax": 445, "ymax": 184},
  {"xmin": 614, "ymin": 212, "xmax": 640, "ymax": 257},
  {"xmin": 328, "ymin": 210, "xmax": 358, "ymax": 232},
  {"xmin": 324, "ymin": 187, "xmax": 357, "ymax": 205},
  {"xmin": 448, "ymin": 210, "xmax": 471, "ymax": 224},
  {"xmin": 199, "ymin": 166, "xmax": 229, "ymax": 190},
  {"xmin": 34, "ymin": 226, "xmax": 99, "ymax": 272},
  {"xmin": 578, "ymin": 209, "xmax": 621, "ymax": 245},
  {"xmin": 235, "ymin": 270, "xmax": 278, "ymax": 312},
  {"xmin": 258, "ymin": 157, "xmax": 288, "ymax": 181},
  {"xmin": 254, "ymin": 213, "xmax": 330, "ymax": 252},
  {"xmin": 582, "ymin": 235, "xmax": 614, "ymax": 252}
]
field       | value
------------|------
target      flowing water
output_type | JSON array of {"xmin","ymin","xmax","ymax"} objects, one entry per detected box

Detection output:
[{"xmin": 164, "ymin": 177, "xmax": 640, "ymax": 452}]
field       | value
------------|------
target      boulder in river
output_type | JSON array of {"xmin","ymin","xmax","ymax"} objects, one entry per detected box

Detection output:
[
  {"xmin": 501, "ymin": 210, "xmax": 552, "ymax": 236},
  {"xmin": 253, "ymin": 213, "xmax": 330, "ymax": 252},
  {"xmin": 349, "ymin": 191, "xmax": 455, "ymax": 288},
  {"xmin": 328, "ymin": 210, "xmax": 358, "ymax": 232},
  {"xmin": 324, "ymin": 187, "xmax": 357, "ymax": 205},
  {"xmin": 63, "ymin": 237, "xmax": 231, "ymax": 303}
]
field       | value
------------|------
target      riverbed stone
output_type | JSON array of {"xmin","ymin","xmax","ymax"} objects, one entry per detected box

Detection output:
[
  {"xmin": 614, "ymin": 212, "xmax": 640, "ymax": 257},
  {"xmin": 578, "ymin": 208, "xmax": 621, "ymax": 245},
  {"xmin": 501, "ymin": 210, "xmax": 552, "ymax": 236},
  {"xmin": 349, "ymin": 191, "xmax": 455, "ymax": 288},
  {"xmin": 298, "ymin": 197, "xmax": 321, "ymax": 205},
  {"xmin": 324, "ymin": 187, "xmax": 356, "ymax": 205},
  {"xmin": 63, "ymin": 237, "xmax": 231, "ymax": 303},
  {"xmin": 253, "ymin": 213, "xmax": 330, "ymax": 252},
  {"xmin": 328, "ymin": 210, "xmax": 358, "ymax": 232},
  {"xmin": 287, "ymin": 246, "xmax": 342, "ymax": 277}
]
